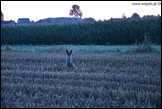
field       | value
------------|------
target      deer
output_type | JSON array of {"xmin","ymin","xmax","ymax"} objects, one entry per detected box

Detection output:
[{"xmin": 66, "ymin": 50, "xmax": 75, "ymax": 68}]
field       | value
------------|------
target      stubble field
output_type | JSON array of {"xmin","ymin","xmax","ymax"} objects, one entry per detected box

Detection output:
[{"xmin": 1, "ymin": 48, "xmax": 161, "ymax": 108}]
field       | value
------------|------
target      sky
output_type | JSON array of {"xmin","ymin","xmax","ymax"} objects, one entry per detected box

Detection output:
[{"xmin": 1, "ymin": 1, "xmax": 161, "ymax": 22}]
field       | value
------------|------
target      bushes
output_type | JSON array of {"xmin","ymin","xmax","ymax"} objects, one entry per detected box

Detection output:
[
  {"xmin": 1, "ymin": 17, "xmax": 161, "ymax": 45},
  {"xmin": 133, "ymin": 33, "xmax": 152, "ymax": 52}
]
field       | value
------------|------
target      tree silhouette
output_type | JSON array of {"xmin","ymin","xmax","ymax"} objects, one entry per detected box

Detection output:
[
  {"xmin": 131, "ymin": 13, "xmax": 140, "ymax": 19},
  {"xmin": 1, "ymin": 10, "xmax": 4, "ymax": 21},
  {"xmin": 122, "ymin": 13, "xmax": 126, "ymax": 19},
  {"xmin": 69, "ymin": 4, "xmax": 83, "ymax": 18}
]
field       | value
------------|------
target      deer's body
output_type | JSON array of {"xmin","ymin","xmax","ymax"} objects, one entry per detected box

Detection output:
[{"xmin": 66, "ymin": 50, "xmax": 75, "ymax": 68}]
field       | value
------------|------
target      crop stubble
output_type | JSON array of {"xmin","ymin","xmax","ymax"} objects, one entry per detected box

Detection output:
[{"xmin": 1, "ymin": 51, "xmax": 161, "ymax": 108}]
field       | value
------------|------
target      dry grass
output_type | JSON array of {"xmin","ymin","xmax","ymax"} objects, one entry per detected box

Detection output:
[{"xmin": 1, "ymin": 50, "xmax": 161, "ymax": 108}]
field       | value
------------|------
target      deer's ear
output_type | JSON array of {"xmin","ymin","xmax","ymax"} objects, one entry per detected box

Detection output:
[
  {"xmin": 70, "ymin": 50, "xmax": 72, "ymax": 54},
  {"xmin": 66, "ymin": 50, "xmax": 69, "ymax": 54}
]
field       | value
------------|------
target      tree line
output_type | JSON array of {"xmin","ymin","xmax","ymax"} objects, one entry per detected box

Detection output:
[{"xmin": 1, "ymin": 17, "xmax": 161, "ymax": 45}]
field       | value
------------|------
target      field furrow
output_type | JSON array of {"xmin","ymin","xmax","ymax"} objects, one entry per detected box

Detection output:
[{"xmin": 1, "ymin": 51, "xmax": 161, "ymax": 108}]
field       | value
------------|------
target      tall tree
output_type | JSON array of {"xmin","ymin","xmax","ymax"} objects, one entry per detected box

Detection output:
[
  {"xmin": 122, "ymin": 13, "xmax": 126, "ymax": 19},
  {"xmin": 69, "ymin": 4, "xmax": 83, "ymax": 18},
  {"xmin": 131, "ymin": 13, "xmax": 140, "ymax": 19},
  {"xmin": 1, "ymin": 10, "xmax": 4, "ymax": 21}
]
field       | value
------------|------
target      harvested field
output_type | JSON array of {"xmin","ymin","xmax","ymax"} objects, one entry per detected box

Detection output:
[{"xmin": 1, "ymin": 50, "xmax": 161, "ymax": 108}]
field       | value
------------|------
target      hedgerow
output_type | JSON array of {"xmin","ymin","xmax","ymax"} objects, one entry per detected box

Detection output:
[{"xmin": 1, "ymin": 17, "xmax": 161, "ymax": 45}]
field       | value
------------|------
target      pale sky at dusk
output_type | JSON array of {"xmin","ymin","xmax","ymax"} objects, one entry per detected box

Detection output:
[{"xmin": 1, "ymin": 1, "xmax": 161, "ymax": 22}]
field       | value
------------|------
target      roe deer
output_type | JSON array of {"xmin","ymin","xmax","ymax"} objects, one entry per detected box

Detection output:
[{"xmin": 66, "ymin": 50, "xmax": 75, "ymax": 68}]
